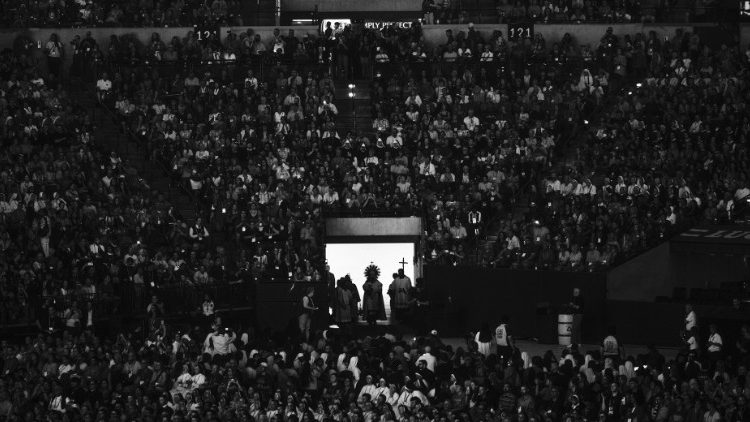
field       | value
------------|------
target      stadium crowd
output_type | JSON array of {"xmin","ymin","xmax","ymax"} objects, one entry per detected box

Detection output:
[
  {"xmin": 95, "ymin": 22, "xmax": 596, "ymax": 272},
  {"xmin": 520, "ymin": 30, "xmax": 750, "ymax": 272},
  {"xmin": 423, "ymin": 0, "xmax": 646, "ymax": 25},
  {"xmin": 0, "ymin": 18, "xmax": 747, "ymax": 329},
  {"xmin": 82, "ymin": 21, "xmax": 750, "ymax": 273},
  {"xmin": 0, "ymin": 0, "xmax": 243, "ymax": 28},
  {"xmin": 0, "ymin": 5, "xmax": 749, "ymax": 422},
  {"xmin": 1, "ymin": 308, "xmax": 750, "ymax": 421},
  {"xmin": 0, "ymin": 42, "xmax": 257, "ymax": 328}
]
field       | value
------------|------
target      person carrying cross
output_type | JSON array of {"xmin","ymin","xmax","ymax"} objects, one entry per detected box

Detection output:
[{"xmin": 388, "ymin": 268, "xmax": 413, "ymax": 324}]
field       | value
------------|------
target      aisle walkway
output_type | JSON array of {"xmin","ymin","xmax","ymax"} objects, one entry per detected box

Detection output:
[
  {"xmin": 440, "ymin": 338, "xmax": 680, "ymax": 361},
  {"xmin": 337, "ymin": 322, "xmax": 680, "ymax": 360}
]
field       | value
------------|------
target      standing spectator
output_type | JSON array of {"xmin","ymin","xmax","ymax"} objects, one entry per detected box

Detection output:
[
  {"xmin": 45, "ymin": 33, "xmax": 64, "ymax": 80},
  {"xmin": 707, "ymin": 324, "xmax": 723, "ymax": 366},
  {"xmin": 474, "ymin": 322, "xmax": 493, "ymax": 357},
  {"xmin": 495, "ymin": 316, "xmax": 514, "ymax": 360},
  {"xmin": 189, "ymin": 218, "xmax": 209, "ymax": 242},
  {"xmin": 96, "ymin": 72, "xmax": 112, "ymax": 103},
  {"xmin": 38, "ymin": 210, "xmax": 52, "ymax": 258},
  {"xmin": 685, "ymin": 303, "xmax": 697, "ymax": 334},
  {"xmin": 299, "ymin": 287, "xmax": 318, "ymax": 342},
  {"xmin": 203, "ymin": 326, "xmax": 236, "ymax": 364},
  {"xmin": 569, "ymin": 287, "xmax": 584, "ymax": 344},
  {"xmin": 601, "ymin": 327, "xmax": 623, "ymax": 364}
]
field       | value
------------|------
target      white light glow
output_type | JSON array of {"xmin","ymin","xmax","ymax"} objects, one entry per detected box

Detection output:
[{"xmin": 326, "ymin": 243, "xmax": 415, "ymax": 316}]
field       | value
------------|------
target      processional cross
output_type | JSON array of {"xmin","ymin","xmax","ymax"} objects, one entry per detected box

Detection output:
[{"xmin": 399, "ymin": 257, "xmax": 409, "ymax": 270}]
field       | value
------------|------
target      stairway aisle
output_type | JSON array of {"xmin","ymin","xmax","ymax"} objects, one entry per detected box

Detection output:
[
  {"xmin": 69, "ymin": 87, "xmax": 199, "ymax": 224},
  {"xmin": 334, "ymin": 79, "xmax": 374, "ymax": 138}
]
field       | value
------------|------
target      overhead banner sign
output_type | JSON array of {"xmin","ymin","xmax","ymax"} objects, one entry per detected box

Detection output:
[
  {"xmin": 320, "ymin": 19, "xmax": 414, "ymax": 33},
  {"xmin": 674, "ymin": 226, "xmax": 750, "ymax": 244},
  {"xmin": 364, "ymin": 21, "xmax": 413, "ymax": 30},
  {"xmin": 326, "ymin": 217, "xmax": 422, "ymax": 237}
]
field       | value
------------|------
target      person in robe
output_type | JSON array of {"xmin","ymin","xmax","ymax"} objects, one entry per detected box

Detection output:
[
  {"xmin": 343, "ymin": 275, "xmax": 360, "ymax": 322},
  {"xmin": 388, "ymin": 268, "xmax": 412, "ymax": 323},
  {"xmin": 334, "ymin": 277, "xmax": 354, "ymax": 325},
  {"xmin": 324, "ymin": 265, "xmax": 336, "ymax": 321},
  {"xmin": 363, "ymin": 265, "xmax": 386, "ymax": 327}
]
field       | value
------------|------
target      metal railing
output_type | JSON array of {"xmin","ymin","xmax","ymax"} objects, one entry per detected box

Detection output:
[{"xmin": 42, "ymin": 280, "xmax": 254, "ymax": 321}]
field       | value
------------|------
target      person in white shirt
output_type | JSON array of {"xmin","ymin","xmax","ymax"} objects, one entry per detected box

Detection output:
[
  {"xmin": 601, "ymin": 327, "xmax": 623, "ymax": 364},
  {"xmin": 365, "ymin": 377, "xmax": 386, "ymax": 402},
  {"xmin": 405, "ymin": 93, "xmax": 422, "ymax": 107},
  {"xmin": 417, "ymin": 346, "xmax": 436, "ymax": 372},
  {"xmin": 204, "ymin": 327, "xmax": 236, "ymax": 358},
  {"xmin": 480, "ymin": 45, "xmax": 494, "ymax": 62},
  {"xmin": 576, "ymin": 69, "xmax": 594, "ymax": 92},
  {"xmin": 707, "ymin": 324, "xmax": 723, "ymax": 362},
  {"xmin": 684, "ymin": 304, "xmax": 697, "ymax": 333},
  {"xmin": 463, "ymin": 109, "xmax": 480, "ymax": 132},
  {"xmin": 190, "ymin": 364, "xmax": 207, "ymax": 388},
  {"xmin": 396, "ymin": 383, "xmax": 428, "ymax": 407},
  {"xmin": 358, "ymin": 375, "xmax": 378, "ymax": 401},
  {"xmin": 96, "ymin": 72, "xmax": 112, "ymax": 102},
  {"xmin": 386, "ymin": 129, "xmax": 403, "ymax": 148}
]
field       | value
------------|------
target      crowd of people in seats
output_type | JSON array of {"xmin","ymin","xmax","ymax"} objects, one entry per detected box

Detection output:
[
  {"xmin": 0, "ymin": 44, "xmax": 251, "ymax": 327},
  {"xmin": 423, "ymin": 0, "xmax": 647, "ymax": 25},
  {"xmin": 0, "ymin": 0, "xmax": 243, "ymax": 28},
  {"xmin": 0, "ymin": 8, "xmax": 749, "ymax": 422},
  {"xmin": 366, "ymin": 24, "xmax": 676, "ymax": 268},
  {"xmin": 518, "ymin": 31, "xmax": 750, "ymax": 271},
  {"xmin": 2, "ymin": 305, "xmax": 750, "ymax": 422},
  {"xmin": 90, "ymin": 22, "xmax": 750, "ymax": 272},
  {"xmin": 477, "ymin": 28, "xmax": 750, "ymax": 271},
  {"xmin": 1, "ymin": 21, "xmax": 748, "ymax": 333},
  {"xmin": 100, "ymin": 21, "xmax": 665, "ymax": 269},
  {"xmin": 0, "ymin": 47, "xmax": 112, "ymax": 326},
  {"xmin": 366, "ymin": 22, "xmax": 599, "ymax": 266}
]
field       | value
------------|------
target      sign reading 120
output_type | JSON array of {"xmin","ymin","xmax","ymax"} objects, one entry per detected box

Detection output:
[{"xmin": 507, "ymin": 23, "xmax": 534, "ymax": 40}]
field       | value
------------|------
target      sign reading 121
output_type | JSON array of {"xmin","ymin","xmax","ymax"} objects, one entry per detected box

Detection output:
[
  {"xmin": 507, "ymin": 23, "xmax": 534, "ymax": 40},
  {"xmin": 194, "ymin": 24, "xmax": 219, "ymax": 41}
]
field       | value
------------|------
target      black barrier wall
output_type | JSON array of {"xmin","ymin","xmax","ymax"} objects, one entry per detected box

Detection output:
[
  {"xmin": 256, "ymin": 281, "xmax": 331, "ymax": 333},
  {"xmin": 424, "ymin": 266, "xmax": 606, "ymax": 343}
]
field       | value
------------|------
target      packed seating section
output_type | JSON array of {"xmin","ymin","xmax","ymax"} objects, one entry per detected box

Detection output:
[
  {"xmin": 1, "ymin": 22, "xmax": 747, "ymax": 330},
  {"xmin": 0, "ymin": 0, "xmax": 244, "ymax": 28},
  {"xmin": 0, "ymin": 10, "xmax": 749, "ymax": 422}
]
